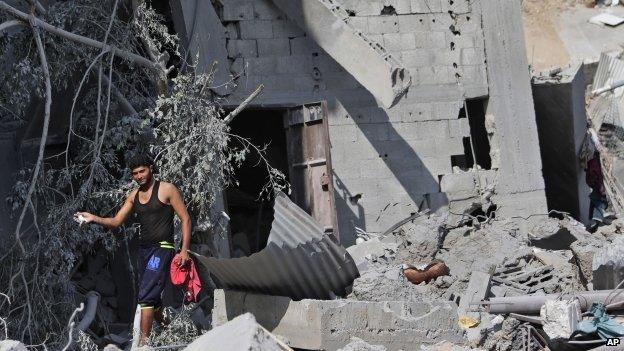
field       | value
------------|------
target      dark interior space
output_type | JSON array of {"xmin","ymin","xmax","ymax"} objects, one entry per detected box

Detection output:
[
  {"xmin": 465, "ymin": 98, "xmax": 492, "ymax": 170},
  {"xmin": 226, "ymin": 109, "xmax": 290, "ymax": 257},
  {"xmin": 451, "ymin": 99, "xmax": 491, "ymax": 170}
]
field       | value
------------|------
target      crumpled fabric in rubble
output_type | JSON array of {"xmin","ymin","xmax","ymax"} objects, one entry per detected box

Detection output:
[
  {"xmin": 170, "ymin": 253, "xmax": 202, "ymax": 303},
  {"xmin": 577, "ymin": 303, "xmax": 624, "ymax": 339}
]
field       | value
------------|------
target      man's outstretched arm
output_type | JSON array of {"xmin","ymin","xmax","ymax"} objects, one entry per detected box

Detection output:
[
  {"xmin": 168, "ymin": 184, "xmax": 191, "ymax": 264},
  {"xmin": 75, "ymin": 190, "xmax": 137, "ymax": 230}
]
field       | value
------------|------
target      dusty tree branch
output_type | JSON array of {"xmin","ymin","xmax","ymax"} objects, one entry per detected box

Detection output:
[
  {"xmin": 0, "ymin": 1, "xmax": 161, "ymax": 71},
  {"xmin": 100, "ymin": 72, "xmax": 138, "ymax": 116},
  {"xmin": 223, "ymin": 84, "xmax": 265, "ymax": 124},
  {"xmin": 0, "ymin": 19, "xmax": 24, "ymax": 32}
]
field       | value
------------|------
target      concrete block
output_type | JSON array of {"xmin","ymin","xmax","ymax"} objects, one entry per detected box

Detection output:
[
  {"xmin": 383, "ymin": 33, "xmax": 416, "ymax": 52},
  {"xmin": 221, "ymin": 0, "xmax": 254, "ymax": 21},
  {"xmin": 257, "ymin": 38, "xmax": 290, "ymax": 56},
  {"xmin": 253, "ymin": 0, "xmax": 283, "ymax": 20},
  {"xmin": 449, "ymin": 118, "xmax": 470, "ymax": 138},
  {"xmin": 184, "ymin": 313, "xmax": 281, "ymax": 351},
  {"xmin": 440, "ymin": 172, "xmax": 477, "ymax": 194},
  {"xmin": 402, "ymin": 104, "xmax": 433, "ymax": 122},
  {"xmin": 460, "ymin": 48, "xmax": 482, "ymax": 65},
  {"xmin": 346, "ymin": 16, "xmax": 369, "ymax": 32},
  {"xmin": 359, "ymin": 123, "xmax": 390, "ymax": 142},
  {"xmin": 429, "ymin": 31, "xmax": 448, "ymax": 49},
  {"xmin": 367, "ymin": 16, "xmax": 400, "ymax": 34},
  {"xmin": 224, "ymin": 23, "xmax": 238, "ymax": 39},
  {"xmin": 411, "ymin": 0, "xmax": 443, "ymax": 13},
  {"xmin": 239, "ymin": 20, "xmax": 273, "ymax": 39},
  {"xmin": 540, "ymin": 299, "xmax": 581, "ymax": 340},
  {"xmin": 401, "ymin": 49, "xmax": 436, "ymax": 67},
  {"xmin": 437, "ymin": 137, "xmax": 464, "ymax": 156},
  {"xmin": 272, "ymin": 19, "xmax": 304, "ymax": 38},
  {"xmin": 433, "ymin": 101, "xmax": 462, "ymax": 120},
  {"xmin": 289, "ymin": 36, "xmax": 322, "ymax": 56},
  {"xmin": 226, "ymin": 39, "xmax": 257, "ymax": 58},
  {"xmin": 592, "ymin": 236, "xmax": 624, "ymax": 290},
  {"xmin": 399, "ymin": 15, "xmax": 430, "ymax": 32},
  {"xmin": 213, "ymin": 290, "xmax": 464, "ymax": 351}
]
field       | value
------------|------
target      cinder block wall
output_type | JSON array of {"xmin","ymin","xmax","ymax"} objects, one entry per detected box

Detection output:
[{"xmin": 183, "ymin": 0, "xmax": 547, "ymax": 245}]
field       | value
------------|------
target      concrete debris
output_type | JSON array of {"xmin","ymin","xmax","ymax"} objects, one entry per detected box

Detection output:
[
  {"xmin": 213, "ymin": 289, "xmax": 464, "ymax": 351},
  {"xmin": 102, "ymin": 345, "xmax": 123, "ymax": 351},
  {"xmin": 540, "ymin": 299, "xmax": 582, "ymax": 339},
  {"xmin": 528, "ymin": 217, "xmax": 579, "ymax": 249},
  {"xmin": 0, "ymin": 341, "xmax": 27, "ymax": 351},
  {"xmin": 420, "ymin": 341, "xmax": 485, "ymax": 351},
  {"xmin": 592, "ymin": 235, "xmax": 624, "ymax": 289},
  {"xmin": 184, "ymin": 313, "xmax": 282, "ymax": 351},
  {"xmin": 337, "ymin": 337, "xmax": 387, "ymax": 351}
]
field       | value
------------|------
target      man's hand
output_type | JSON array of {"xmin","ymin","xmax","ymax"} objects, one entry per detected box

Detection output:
[
  {"xmin": 177, "ymin": 250, "xmax": 190, "ymax": 267},
  {"xmin": 74, "ymin": 212, "xmax": 97, "ymax": 226}
]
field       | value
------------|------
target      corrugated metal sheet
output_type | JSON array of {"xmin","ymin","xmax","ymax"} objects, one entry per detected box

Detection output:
[
  {"xmin": 588, "ymin": 52, "xmax": 624, "ymax": 129},
  {"xmin": 192, "ymin": 192, "xmax": 360, "ymax": 300}
]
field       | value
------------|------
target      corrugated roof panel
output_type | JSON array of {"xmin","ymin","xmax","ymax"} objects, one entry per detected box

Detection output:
[{"xmin": 192, "ymin": 192, "xmax": 360, "ymax": 300}]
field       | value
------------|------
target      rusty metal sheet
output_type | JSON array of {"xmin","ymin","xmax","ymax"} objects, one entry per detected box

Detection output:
[{"xmin": 192, "ymin": 192, "xmax": 359, "ymax": 300}]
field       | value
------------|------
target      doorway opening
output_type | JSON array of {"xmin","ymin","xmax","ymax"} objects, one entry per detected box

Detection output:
[{"xmin": 225, "ymin": 109, "xmax": 289, "ymax": 257}]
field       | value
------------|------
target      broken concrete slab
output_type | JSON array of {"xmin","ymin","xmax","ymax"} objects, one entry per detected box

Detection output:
[
  {"xmin": 213, "ymin": 289, "xmax": 464, "ymax": 351},
  {"xmin": 571, "ymin": 236, "xmax": 605, "ymax": 288},
  {"xmin": 184, "ymin": 313, "xmax": 282, "ymax": 351},
  {"xmin": 270, "ymin": 0, "xmax": 411, "ymax": 107},
  {"xmin": 337, "ymin": 337, "xmax": 387, "ymax": 351},
  {"xmin": 592, "ymin": 235, "xmax": 624, "ymax": 290},
  {"xmin": 459, "ymin": 271, "xmax": 491, "ymax": 322},
  {"xmin": 540, "ymin": 299, "xmax": 582, "ymax": 340},
  {"xmin": 528, "ymin": 217, "xmax": 578, "ymax": 250}
]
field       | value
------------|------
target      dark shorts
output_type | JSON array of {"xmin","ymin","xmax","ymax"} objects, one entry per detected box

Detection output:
[{"xmin": 137, "ymin": 244, "xmax": 174, "ymax": 310}]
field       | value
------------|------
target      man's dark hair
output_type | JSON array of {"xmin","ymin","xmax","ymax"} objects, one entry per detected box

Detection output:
[{"xmin": 127, "ymin": 153, "xmax": 154, "ymax": 170}]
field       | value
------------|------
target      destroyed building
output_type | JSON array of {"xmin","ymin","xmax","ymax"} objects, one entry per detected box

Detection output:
[
  {"xmin": 2, "ymin": 0, "xmax": 624, "ymax": 350},
  {"xmin": 166, "ymin": 0, "xmax": 549, "ymax": 252}
]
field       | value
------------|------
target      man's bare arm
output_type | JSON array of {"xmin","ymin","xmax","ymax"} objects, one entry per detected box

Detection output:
[
  {"xmin": 75, "ymin": 190, "xmax": 136, "ymax": 230},
  {"xmin": 166, "ymin": 184, "xmax": 192, "ymax": 263}
]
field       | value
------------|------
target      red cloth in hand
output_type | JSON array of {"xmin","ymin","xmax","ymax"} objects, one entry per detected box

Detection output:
[{"xmin": 170, "ymin": 253, "xmax": 202, "ymax": 303}]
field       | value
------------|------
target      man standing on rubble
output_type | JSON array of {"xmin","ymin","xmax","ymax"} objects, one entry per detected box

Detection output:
[{"xmin": 75, "ymin": 154, "xmax": 192, "ymax": 346}]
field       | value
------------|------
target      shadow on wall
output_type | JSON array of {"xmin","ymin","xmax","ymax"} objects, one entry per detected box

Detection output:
[{"xmin": 326, "ymin": 84, "xmax": 449, "ymax": 245}]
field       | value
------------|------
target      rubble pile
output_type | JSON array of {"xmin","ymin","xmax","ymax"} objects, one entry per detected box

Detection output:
[{"xmin": 342, "ymin": 211, "xmax": 622, "ymax": 350}]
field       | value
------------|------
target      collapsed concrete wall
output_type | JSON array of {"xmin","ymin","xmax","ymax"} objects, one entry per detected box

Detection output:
[{"xmin": 171, "ymin": 0, "xmax": 547, "ymax": 245}]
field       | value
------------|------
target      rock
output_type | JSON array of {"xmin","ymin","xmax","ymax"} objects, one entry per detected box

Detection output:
[
  {"xmin": 102, "ymin": 344, "xmax": 123, "ymax": 351},
  {"xmin": 338, "ymin": 337, "xmax": 387, "ymax": 351},
  {"xmin": 540, "ymin": 299, "xmax": 582, "ymax": 340},
  {"xmin": 592, "ymin": 236, "xmax": 624, "ymax": 290},
  {"xmin": 183, "ymin": 313, "xmax": 282, "ymax": 351},
  {"xmin": 0, "ymin": 340, "xmax": 27, "ymax": 351}
]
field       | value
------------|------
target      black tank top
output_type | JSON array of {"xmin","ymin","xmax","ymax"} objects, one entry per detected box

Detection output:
[{"xmin": 133, "ymin": 181, "xmax": 174, "ymax": 247}]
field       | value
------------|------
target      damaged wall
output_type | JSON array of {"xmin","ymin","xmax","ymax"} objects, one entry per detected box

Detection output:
[{"xmin": 171, "ymin": 0, "xmax": 547, "ymax": 245}]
